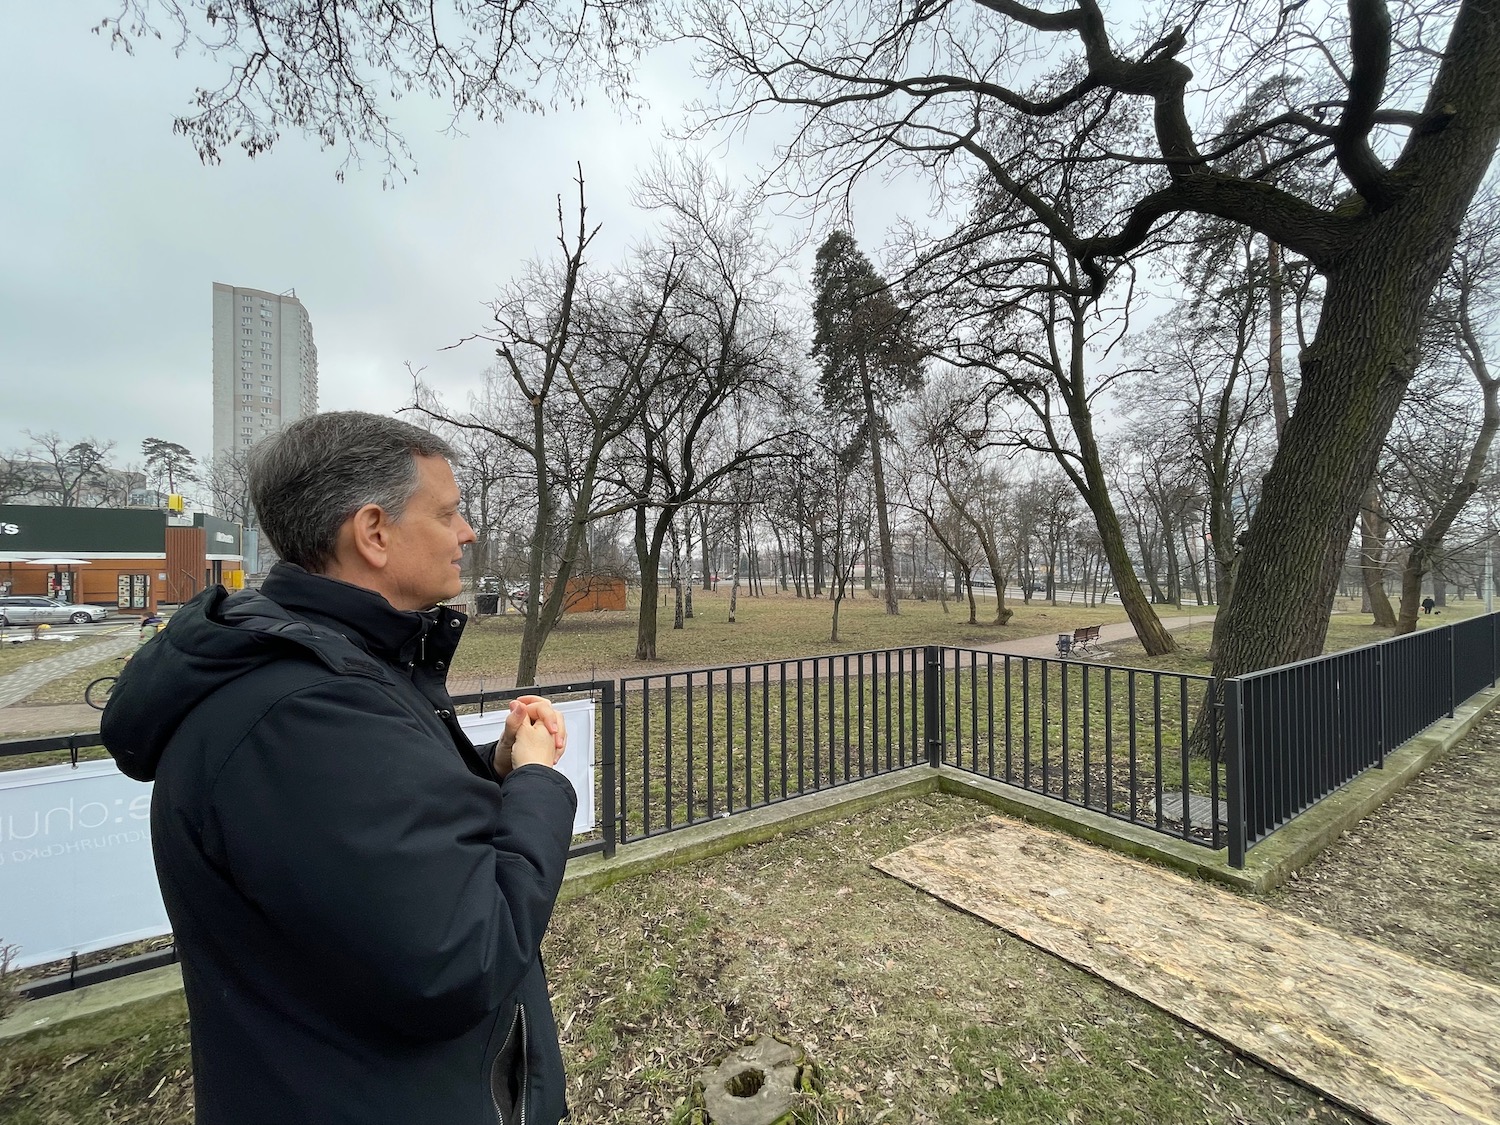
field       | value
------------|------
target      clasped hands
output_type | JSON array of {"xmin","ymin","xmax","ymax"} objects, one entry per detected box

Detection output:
[{"xmin": 492, "ymin": 694, "xmax": 567, "ymax": 778}]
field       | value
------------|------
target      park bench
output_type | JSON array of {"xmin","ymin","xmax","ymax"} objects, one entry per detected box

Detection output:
[{"xmin": 1056, "ymin": 624, "xmax": 1102, "ymax": 657}]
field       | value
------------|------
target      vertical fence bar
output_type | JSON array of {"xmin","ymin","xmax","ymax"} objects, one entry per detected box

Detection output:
[
  {"xmin": 686, "ymin": 673, "xmax": 696, "ymax": 824},
  {"xmin": 1022, "ymin": 659, "xmax": 1032, "ymax": 789},
  {"xmin": 1041, "ymin": 659, "xmax": 1051, "ymax": 796},
  {"xmin": 1449, "ymin": 625, "xmax": 1457, "ymax": 719},
  {"xmin": 1060, "ymin": 662, "xmax": 1070, "ymax": 801},
  {"xmin": 1127, "ymin": 671, "xmax": 1139, "ymax": 823},
  {"xmin": 1178, "ymin": 675, "xmax": 1191, "ymax": 841},
  {"xmin": 743, "ymin": 665, "xmax": 752, "ymax": 810},
  {"xmin": 706, "ymin": 670, "xmax": 716, "ymax": 817},
  {"xmin": 1225, "ymin": 677, "xmax": 1247, "ymax": 869},
  {"xmin": 924, "ymin": 645, "xmax": 942, "ymax": 767},
  {"xmin": 641, "ymin": 677, "xmax": 652, "ymax": 838},
  {"xmin": 762, "ymin": 663, "xmax": 771, "ymax": 806},
  {"xmin": 1081, "ymin": 667, "xmax": 1091, "ymax": 810},
  {"xmin": 1104, "ymin": 670, "xmax": 1114, "ymax": 816},
  {"xmin": 987, "ymin": 655, "xmax": 996, "ymax": 779},
  {"xmin": 601, "ymin": 679, "xmax": 617, "ymax": 858},
  {"xmin": 1004, "ymin": 655, "xmax": 1014, "ymax": 784},
  {"xmin": 664, "ymin": 677, "xmax": 675, "ymax": 831},
  {"xmin": 796, "ymin": 660, "xmax": 806, "ymax": 793},
  {"xmin": 779, "ymin": 662, "xmax": 788, "ymax": 800}
]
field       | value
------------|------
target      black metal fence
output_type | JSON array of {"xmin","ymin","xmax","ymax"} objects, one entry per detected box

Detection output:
[
  {"xmin": 937, "ymin": 647, "xmax": 1226, "ymax": 848},
  {"xmin": 609, "ymin": 645, "xmax": 1226, "ymax": 850},
  {"xmin": 1223, "ymin": 612, "xmax": 1500, "ymax": 866},
  {"xmin": 7, "ymin": 613, "xmax": 1500, "ymax": 995}
]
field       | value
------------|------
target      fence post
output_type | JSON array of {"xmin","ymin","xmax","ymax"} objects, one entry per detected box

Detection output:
[
  {"xmin": 1448, "ymin": 625, "xmax": 1456, "ymax": 719},
  {"xmin": 601, "ymin": 679, "xmax": 617, "ymax": 858},
  {"xmin": 1375, "ymin": 645, "xmax": 1387, "ymax": 769},
  {"xmin": 1223, "ymin": 677, "xmax": 1247, "ymax": 869},
  {"xmin": 924, "ymin": 645, "xmax": 943, "ymax": 767}
]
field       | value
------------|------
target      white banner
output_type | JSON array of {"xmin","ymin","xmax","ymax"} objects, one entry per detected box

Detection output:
[
  {"xmin": 459, "ymin": 696, "xmax": 597, "ymax": 837},
  {"xmin": 0, "ymin": 699, "xmax": 598, "ymax": 972},
  {"xmin": 0, "ymin": 759, "xmax": 168, "ymax": 971}
]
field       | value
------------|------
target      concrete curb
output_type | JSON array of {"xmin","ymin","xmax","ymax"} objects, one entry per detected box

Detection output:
[{"xmin": 6, "ymin": 680, "xmax": 1496, "ymax": 1040}]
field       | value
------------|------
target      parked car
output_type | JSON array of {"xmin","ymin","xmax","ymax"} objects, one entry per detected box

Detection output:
[{"xmin": 0, "ymin": 596, "xmax": 113, "ymax": 626}]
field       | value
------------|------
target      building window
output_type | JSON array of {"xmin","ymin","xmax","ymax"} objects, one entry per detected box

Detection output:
[{"xmin": 262, "ymin": 363, "xmax": 273, "ymax": 370}]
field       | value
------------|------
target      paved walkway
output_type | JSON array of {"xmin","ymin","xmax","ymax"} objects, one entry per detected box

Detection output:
[
  {"xmin": 0, "ymin": 632, "xmax": 136, "ymax": 707},
  {"xmin": 876, "ymin": 816, "xmax": 1500, "ymax": 1125}
]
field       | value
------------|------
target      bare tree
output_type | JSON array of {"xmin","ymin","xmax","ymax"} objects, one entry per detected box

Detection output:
[
  {"xmin": 410, "ymin": 174, "xmax": 655, "ymax": 685},
  {"xmin": 683, "ymin": 0, "xmax": 1500, "ymax": 679},
  {"xmin": 620, "ymin": 157, "xmax": 800, "ymax": 659},
  {"xmin": 205, "ymin": 449, "xmax": 254, "ymax": 526},
  {"xmin": 98, "ymin": 0, "xmax": 647, "ymax": 183},
  {"xmin": 916, "ymin": 230, "xmax": 1177, "ymax": 652},
  {"xmin": 22, "ymin": 431, "xmax": 117, "ymax": 507}
]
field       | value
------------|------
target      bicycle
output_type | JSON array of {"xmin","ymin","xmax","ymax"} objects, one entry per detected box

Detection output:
[
  {"xmin": 85, "ymin": 673, "xmax": 118, "ymax": 711},
  {"xmin": 86, "ymin": 656, "xmax": 128, "ymax": 711}
]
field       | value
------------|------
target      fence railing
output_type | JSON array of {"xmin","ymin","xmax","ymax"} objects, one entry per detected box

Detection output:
[
  {"xmin": 6, "ymin": 612, "xmax": 1499, "ymax": 996},
  {"xmin": 937, "ymin": 647, "xmax": 1226, "ymax": 849},
  {"xmin": 1223, "ymin": 612, "xmax": 1500, "ymax": 866},
  {"xmin": 615, "ymin": 647, "xmax": 929, "ymax": 844}
]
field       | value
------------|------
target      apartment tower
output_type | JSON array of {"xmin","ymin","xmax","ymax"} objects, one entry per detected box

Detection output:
[{"xmin": 211, "ymin": 283, "xmax": 319, "ymax": 465}]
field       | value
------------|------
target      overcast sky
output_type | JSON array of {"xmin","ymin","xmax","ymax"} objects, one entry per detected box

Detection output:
[{"xmin": 0, "ymin": 7, "xmax": 905, "ymax": 484}]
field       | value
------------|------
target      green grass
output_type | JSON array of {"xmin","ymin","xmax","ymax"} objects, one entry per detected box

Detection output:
[{"xmin": 451, "ymin": 587, "xmax": 1173, "ymax": 684}]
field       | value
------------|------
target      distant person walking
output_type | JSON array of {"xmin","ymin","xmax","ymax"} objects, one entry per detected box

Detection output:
[
  {"xmin": 137, "ymin": 611, "xmax": 165, "ymax": 644},
  {"xmin": 1422, "ymin": 596, "xmax": 1436, "ymax": 615}
]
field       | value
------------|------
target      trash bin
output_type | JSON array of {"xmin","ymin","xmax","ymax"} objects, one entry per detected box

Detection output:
[
  {"xmin": 1057, "ymin": 633, "xmax": 1072, "ymax": 657},
  {"xmin": 476, "ymin": 593, "xmax": 500, "ymax": 616}
]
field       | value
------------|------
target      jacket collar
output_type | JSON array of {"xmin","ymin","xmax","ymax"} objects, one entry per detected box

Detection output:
[{"xmin": 258, "ymin": 562, "xmax": 466, "ymax": 668}]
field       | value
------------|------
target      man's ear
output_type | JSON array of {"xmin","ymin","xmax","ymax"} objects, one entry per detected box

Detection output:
[{"xmin": 342, "ymin": 503, "xmax": 393, "ymax": 571}]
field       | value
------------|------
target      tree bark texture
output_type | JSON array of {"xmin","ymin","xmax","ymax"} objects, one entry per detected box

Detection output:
[
  {"xmin": 1359, "ymin": 484, "xmax": 1398, "ymax": 627},
  {"xmin": 1217, "ymin": 206, "xmax": 1499, "ymax": 672},
  {"xmin": 862, "ymin": 375, "xmax": 901, "ymax": 615}
]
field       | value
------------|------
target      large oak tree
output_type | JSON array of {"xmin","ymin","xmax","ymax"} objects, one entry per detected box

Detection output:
[{"xmin": 682, "ymin": 0, "xmax": 1500, "ymax": 679}]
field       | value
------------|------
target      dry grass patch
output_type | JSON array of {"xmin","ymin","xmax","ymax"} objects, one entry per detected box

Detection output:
[
  {"xmin": 450, "ymin": 589, "xmax": 1163, "ymax": 687},
  {"xmin": 3, "ymin": 795, "xmax": 1366, "ymax": 1125},
  {"xmin": 1269, "ymin": 708, "xmax": 1500, "ymax": 987}
]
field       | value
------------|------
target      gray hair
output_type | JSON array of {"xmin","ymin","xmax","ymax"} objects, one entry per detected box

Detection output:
[{"xmin": 249, "ymin": 412, "xmax": 456, "ymax": 572}]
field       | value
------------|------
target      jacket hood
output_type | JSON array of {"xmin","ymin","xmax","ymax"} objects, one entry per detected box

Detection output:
[{"xmin": 101, "ymin": 585, "xmax": 384, "ymax": 781}]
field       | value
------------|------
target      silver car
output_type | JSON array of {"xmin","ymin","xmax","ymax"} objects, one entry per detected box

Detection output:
[{"xmin": 0, "ymin": 596, "xmax": 113, "ymax": 626}]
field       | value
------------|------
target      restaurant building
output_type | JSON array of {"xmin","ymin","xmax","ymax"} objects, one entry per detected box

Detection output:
[{"xmin": 0, "ymin": 505, "xmax": 245, "ymax": 614}]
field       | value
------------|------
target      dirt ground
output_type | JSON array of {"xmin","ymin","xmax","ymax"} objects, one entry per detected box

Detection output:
[
  {"xmin": 5, "ymin": 707, "xmax": 1495, "ymax": 1124},
  {"xmin": 1268, "ymin": 706, "xmax": 1500, "ymax": 987}
]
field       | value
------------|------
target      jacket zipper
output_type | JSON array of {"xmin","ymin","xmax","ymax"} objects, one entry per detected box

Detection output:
[{"xmin": 492, "ymin": 1004, "xmax": 529, "ymax": 1125}]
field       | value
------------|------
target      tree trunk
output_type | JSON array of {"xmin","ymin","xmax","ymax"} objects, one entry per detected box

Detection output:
[
  {"xmin": 1359, "ymin": 483, "xmax": 1398, "ymax": 626},
  {"xmin": 1215, "ymin": 238, "xmax": 1495, "ymax": 672},
  {"xmin": 1267, "ymin": 237, "xmax": 1291, "ymax": 438},
  {"xmin": 633, "ymin": 506, "xmax": 671, "ymax": 660},
  {"xmin": 1066, "ymin": 396, "xmax": 1177, "ymax": 653},
  {"xmin": 861, "ymin": 375, "xmax": 900, "ymax": 615},
  {"xmin": 730, "ymin": 517, "xmax": 742, "ymax": 624}
]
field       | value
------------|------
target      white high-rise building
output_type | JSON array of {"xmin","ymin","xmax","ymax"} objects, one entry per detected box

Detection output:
[{"xmin": 211, "ymin": 284, "xmax": 319, "ymax": 466}]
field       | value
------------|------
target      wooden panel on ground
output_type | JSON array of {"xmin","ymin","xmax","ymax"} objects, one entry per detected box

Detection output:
[{"xmin": 873, "ymin": 817, "xmax": 1500, "ymax": 1125}]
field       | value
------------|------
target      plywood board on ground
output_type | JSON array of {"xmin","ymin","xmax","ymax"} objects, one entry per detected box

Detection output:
[{"xmin": 873, "ymin": 817, "xmax": 1500, "ymax": 1125}]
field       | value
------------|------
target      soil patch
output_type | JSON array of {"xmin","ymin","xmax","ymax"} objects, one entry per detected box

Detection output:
[{"xmin": 1268, "ymin": 708, "xmax": 1500, "ymax": 987}]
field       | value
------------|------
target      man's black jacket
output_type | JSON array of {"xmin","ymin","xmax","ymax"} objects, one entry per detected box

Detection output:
[{"xmin": 102, "ymin": 564, "xmax": 576, "ymax": 1125}]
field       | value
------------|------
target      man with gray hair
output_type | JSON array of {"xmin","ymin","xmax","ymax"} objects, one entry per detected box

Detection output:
[{"xmin": 104, "ymin": 411, "xmax": 575, "ymax": 1125}]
